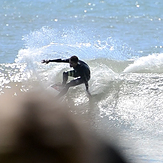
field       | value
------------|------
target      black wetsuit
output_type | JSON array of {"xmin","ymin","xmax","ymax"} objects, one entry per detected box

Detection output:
[{"xmin": 49, "ymin": 58, "xmax": 90, "ymax": 97}]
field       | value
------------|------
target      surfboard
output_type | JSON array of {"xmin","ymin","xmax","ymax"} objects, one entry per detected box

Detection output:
[
  {"xmin": 47, "ymin": 83, "xmax": 63, "ymax": 95},
  {"xmin": 51, "ymin": 83, "xmax": 63, "ymax": 91}
]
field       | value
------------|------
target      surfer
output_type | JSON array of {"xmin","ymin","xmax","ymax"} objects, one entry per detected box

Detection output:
[{"xmin": 42, "ymin": 56, "xmax": 91, "ymax": 98}]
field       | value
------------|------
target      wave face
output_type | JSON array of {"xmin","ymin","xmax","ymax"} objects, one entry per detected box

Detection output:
[
  {"xmin": 0, "ymin": 27, "xmax": 162, "ymax": 131},
  {"xmin": 1, "ymin": 28, "xmax": 163, "ymax": 139}
]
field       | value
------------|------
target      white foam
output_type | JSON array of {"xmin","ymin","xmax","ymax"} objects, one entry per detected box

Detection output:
[{"xmin": 124, "ymin": 53, "xmax": 163, "ymax": 73}]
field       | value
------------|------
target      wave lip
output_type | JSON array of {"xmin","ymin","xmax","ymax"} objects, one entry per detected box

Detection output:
[{"xmin": 124, "ymin": 53, "xmax": 163, "ymax": 73}]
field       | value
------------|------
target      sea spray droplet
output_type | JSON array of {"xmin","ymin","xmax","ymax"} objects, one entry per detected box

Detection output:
[{"xmin": 18, "ymin": 27, "xmax": 134, "ymax": 64}]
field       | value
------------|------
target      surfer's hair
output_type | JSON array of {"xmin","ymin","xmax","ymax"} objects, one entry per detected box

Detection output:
[{"xmin": 70, "ymin": 56, "xmax": 79, "ymax": 63}]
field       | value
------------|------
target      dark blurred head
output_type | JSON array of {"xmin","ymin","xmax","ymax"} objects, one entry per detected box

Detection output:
[{"xmin": 0, "ymin": 89, "xmax": 130, "ymax": 163}]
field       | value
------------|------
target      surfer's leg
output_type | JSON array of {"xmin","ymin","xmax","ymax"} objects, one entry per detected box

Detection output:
[
  {"xmin": 57, "ymin": 78, "xmax": 83, "ymax": 98},
  {"xmin": 62, "ymin": 71, "xmax": 68, "ymax": 85},
  {"xmin": 62, "ymin": 70, "xmax": 77, "ymax": 86}
]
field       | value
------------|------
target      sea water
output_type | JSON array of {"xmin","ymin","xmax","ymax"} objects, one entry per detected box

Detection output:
[{"xmin": 1, "ymin": 0, "xmax": 163, "ymax": 162}]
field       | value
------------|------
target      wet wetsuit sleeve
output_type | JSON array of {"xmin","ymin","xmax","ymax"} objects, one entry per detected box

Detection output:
[
  {"xmin": 85, "ymin": 81, "xmax": 89, "ymax": 90},
  {"xmin": 49, "ymin": 59, "xmax": 69, "ymax": 63},
  {"xmin": 83, "ymin": 73, "xmax": 89, "ymax": 90},
  {"xmin": 80, "ymin": 67, "xmax": 89, "ymax": 90}
]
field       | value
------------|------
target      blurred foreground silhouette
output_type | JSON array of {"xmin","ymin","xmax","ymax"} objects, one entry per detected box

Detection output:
[{"xmin": 0, "ymin": 89, "xmax": 131, "ymax": 163}]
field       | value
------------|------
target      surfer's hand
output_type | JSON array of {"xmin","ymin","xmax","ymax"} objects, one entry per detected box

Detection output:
[{"xmin": 42, "ymin": 60, "xmax": 49, "ymax": 64}]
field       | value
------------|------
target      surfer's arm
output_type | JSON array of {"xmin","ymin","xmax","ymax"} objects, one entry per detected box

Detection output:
[
  {"xmin": 79, "ymin": 66, "xmax": 91, "ymax": 95},
  {"xmin": 42, "ymin": 59, "xmax": 69, "ymax": 64},
  {"xmin": 49, "ymin": 59, "xmax": 69, "ymax": 63},
  {"xmin": 85, "ymin": 82, "xmax": 91, "ymax": 96},
  {"xmin": 85, "ymin": 82, "xmax": 89, "ymax": 91}
]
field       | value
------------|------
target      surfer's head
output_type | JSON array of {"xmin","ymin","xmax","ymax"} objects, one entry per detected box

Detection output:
[{"xmin": 69, "ymin": 56, "xmax": 78, "ymax": 68}]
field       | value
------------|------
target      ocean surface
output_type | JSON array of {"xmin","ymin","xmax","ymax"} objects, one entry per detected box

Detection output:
[{"xmin": 1, "ymin": 0, "xmax": 163, "ymax": 162}]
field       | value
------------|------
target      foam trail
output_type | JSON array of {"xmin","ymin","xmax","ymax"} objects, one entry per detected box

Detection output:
[{"xmin": 15, "ymin": 27, "xmax": 134, "ymax": 65}]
